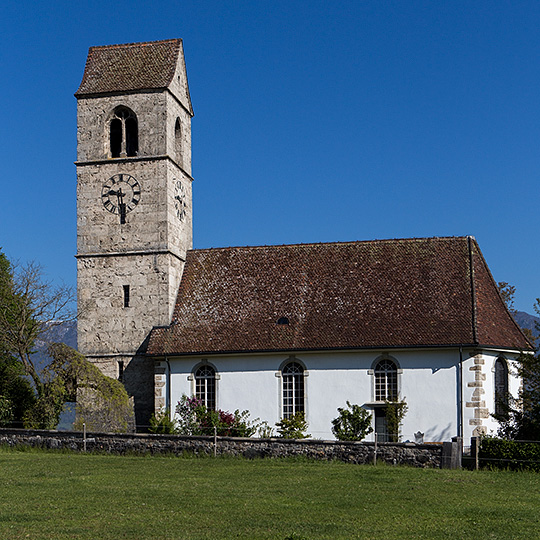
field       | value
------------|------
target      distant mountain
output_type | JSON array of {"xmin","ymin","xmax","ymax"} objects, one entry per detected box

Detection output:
[
  {"xmin": 32, "ymin": 320, "xmax": 77, "ymax": 372},
  {"xmin": 38, "ymin": 320, "xmax": 77, "ymax": 348},
  {"xmin": 511, "ymin": 311, "xmax": 539, "ymax": 349},
  {"xmin": 513, "ymin": 311, "xmax": 539, "ymax": 337}
]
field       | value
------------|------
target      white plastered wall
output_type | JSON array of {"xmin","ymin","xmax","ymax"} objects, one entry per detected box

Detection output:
[
  {"xmin": 164, "ymin": 347, "xmax": 522, "ymax": 443},
  {"xmin": 166, "ymin": 349, "xmax": 463, "ymax": 441}
]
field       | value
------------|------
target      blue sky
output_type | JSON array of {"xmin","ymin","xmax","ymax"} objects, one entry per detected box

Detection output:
[{"xmin": 1, "ymin": 1, "xmax": 539, "ymax": 313}]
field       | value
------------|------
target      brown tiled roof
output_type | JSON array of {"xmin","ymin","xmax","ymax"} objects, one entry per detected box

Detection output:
[
  {"xmin": 75, "ymin": 39, "xmax": 184, "ymax": 97},
  {"xmin": 147, "ymin": 237, "xmax": 532, "ymax": 356}
]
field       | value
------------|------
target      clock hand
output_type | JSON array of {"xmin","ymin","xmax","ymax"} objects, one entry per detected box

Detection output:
[{"xmin": 108, "ymin": 187, "xmax": 126, "ymax": 223}]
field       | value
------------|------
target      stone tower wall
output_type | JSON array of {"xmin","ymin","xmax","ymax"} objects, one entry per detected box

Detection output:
[{"xmin": 76, "ymin": 43, "xmax": 193, "ymax": 428}]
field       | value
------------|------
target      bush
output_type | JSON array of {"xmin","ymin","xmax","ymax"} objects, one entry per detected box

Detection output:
[
  {"xmin": 0, "ymin": 395, "xmax": 13, "ymax": 427},
  {"xmin": 331, "ymin": 401, "xmax": 373, "ymax": 441},
  {"xmin": 276, "ymin": 412, "xmax": 310, "ymax": 439},
  {"xmin": 257, "ymin": 420, "xmax": 274, "ymax": 438},
  {"xmin": 23, "ymin": 377, "xmax": 66, "ymax": 430},
  {"xmin": 175, "ymin": 394, "xmax": 261, "ymax": 437},
  {"xmin": 149, "ymin": 408, "xmax": 177, "ymax": 434},
  {"xmin": 175, "ymin": 395, "xmax": 203, "ymax": 435},
  {"xmin": 480, "ymin": 436, "xmax": 540, "ymax": 471}
]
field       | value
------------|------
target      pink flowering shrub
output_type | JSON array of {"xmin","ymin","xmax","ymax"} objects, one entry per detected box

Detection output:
[{"xmin": 174, "ymin": 394, "xmax": 260, "ymax": 437}]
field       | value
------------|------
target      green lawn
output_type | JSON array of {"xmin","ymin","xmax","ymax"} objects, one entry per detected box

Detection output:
[{"xmin": 0, "ymin": 448, "xmax": 539, "ymax": 539}]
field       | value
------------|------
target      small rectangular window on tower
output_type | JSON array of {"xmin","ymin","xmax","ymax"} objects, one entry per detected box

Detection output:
[
  {"xmin": 118, "ymin": 360, "xmax": 124, "ymax": 382},
  {"xmin": 123, "ymin": 285, "xmax": 130, "ymax": 308}
]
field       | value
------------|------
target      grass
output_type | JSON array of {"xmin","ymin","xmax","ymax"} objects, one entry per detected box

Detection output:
[{"xmin": 0, "ymin": 448, "xmax": 539, "ymax": 539}]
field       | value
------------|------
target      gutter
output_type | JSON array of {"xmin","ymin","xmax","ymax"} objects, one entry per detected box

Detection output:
[{"xmin": 145, "ymin": 342, "xmax": 486, "ymax": 358}]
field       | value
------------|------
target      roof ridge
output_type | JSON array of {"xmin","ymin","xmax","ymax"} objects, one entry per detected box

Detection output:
[
  {"xmin": 89, "ymin": 38, "xmax": 182, "ymax": 51},
  {"xmin": 189, "ymin": 235, "xmax": 472, "ymax": 253}
]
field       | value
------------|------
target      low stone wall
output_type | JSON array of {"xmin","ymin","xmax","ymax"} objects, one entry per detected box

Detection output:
[{"xmin": 0, "ymin": 428, "xmax": 447, "ymax": 468}]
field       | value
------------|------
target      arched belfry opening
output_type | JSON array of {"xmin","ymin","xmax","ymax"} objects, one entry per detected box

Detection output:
[
  {"xmin": 110, "ymin": 106, "xmax": 138, "ymax": 158},
  {"xmin": 174, "ymin": 117, "xmax": 182, "ymax": 165}
]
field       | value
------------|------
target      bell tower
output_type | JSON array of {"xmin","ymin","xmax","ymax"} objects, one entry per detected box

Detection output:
[{"xmin": 75, "ymin": 39, "xmax": 194, "ymax": 426}]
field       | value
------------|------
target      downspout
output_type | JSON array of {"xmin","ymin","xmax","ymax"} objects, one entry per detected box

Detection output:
[
  {"xmin": 459, "ymin": 345, "xmax": 463, "ymax": 439},
  {"xmin": 464, "ymin": 235, "xmax": 478, "ymax": 445},
  {"xmin": 165, "ymin": 358, "xmax": 172, "ymax": 417}
]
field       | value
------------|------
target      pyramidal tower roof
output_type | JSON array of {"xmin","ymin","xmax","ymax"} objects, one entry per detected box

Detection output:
[{"xmin": 75, "ymin": 38, "xmax": 192, "ymax": 113}]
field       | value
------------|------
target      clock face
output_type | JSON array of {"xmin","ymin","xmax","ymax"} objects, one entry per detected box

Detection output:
[
  {"xmin": 101, "ymin": 174, "xmax": 141, "ymax": 217},
  {"xmin": 174, "ymin": 179, "xmax": 187, "ymax": 221}
]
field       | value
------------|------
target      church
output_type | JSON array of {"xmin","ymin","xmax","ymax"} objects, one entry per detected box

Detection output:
[{"xmin": 75, "ymin": 39, "xmax": 531, "ymax": 442}]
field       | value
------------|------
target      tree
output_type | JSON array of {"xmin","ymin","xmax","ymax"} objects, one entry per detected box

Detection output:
[
  {"xmin": 47, "ymin": 343, "xmax": 135, "ymax": 433},
  {"xmin": 149, "ymin": 408, "xmax": 177, "ymax": 434},
  {"xmin": 0, "ymin": 349, "xmax": 36, "ymax": 427},
  {"xmin": 0, "ymin": 395, "xmax": 12, "ymax": 427},
  {"xmin": 496, "ymin": 353, "xmax": 540, "ymax": 441},
  {"xmin": 492, "ymin": 282, "xmax": 540, "ymax": 440},
  {"xmin": 497, "ymin": 281, "xmax": 517, "ymax": 314},
  {"xmin": 0, "ymin": 252, "xmax": 37, "ymax": 425},
  {"xmin": 0, "ymin": 256, "xmax": 75, "ymax": 396},
  {"xmin": 494, "ymin": 297, "xmax": 540, "ymax": 441},
  {"xmin": 0, "ymin": 250, "xmax": 76, "ymax": 428}
]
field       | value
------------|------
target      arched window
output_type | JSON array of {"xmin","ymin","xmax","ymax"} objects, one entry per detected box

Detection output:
[
  {"xmin": 495, "ymin": 358, "xmax": 509, "ymax": 417},
  {"xmin": 195, "ymin": 365, "xmax": 216, "ymax": 410},
  {"xmin": 282, "ymin": 361, "xmax": 304, "ymax": 418},
  {"xmin": 110, "ymin": 107, "xmax": 138, "ymax": 158},
  {"xmin": 174, "ymin": 117, "xmax": 182, "ymax": 165},
  {"xmin": 375, "ymin": 359, "xmax": 398, "ymax": 401}
]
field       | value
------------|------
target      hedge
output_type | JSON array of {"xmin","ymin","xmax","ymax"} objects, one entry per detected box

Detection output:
[{"xmin": 480, "ymin": 437, "xmax": 540, "ymax": 471}]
